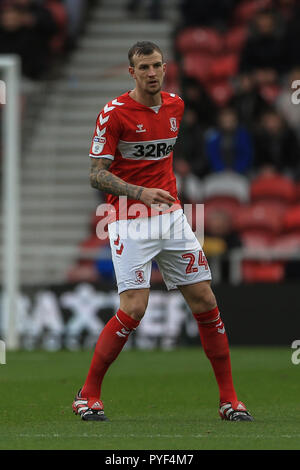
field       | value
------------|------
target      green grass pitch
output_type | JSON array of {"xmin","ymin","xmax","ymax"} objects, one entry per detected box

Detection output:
[{"xmin": 0, "ymin": 347, "xmax": 299, "ymax": 450}]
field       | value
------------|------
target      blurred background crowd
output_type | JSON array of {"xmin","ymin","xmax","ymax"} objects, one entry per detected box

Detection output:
[
  {"xmin": 172, "ymin": 0, "xmax": 300, "ymax": 181},
  {"xmin": 0, "ymin": 0, "xmax": 95, "ymax": 79},
  {"xmin": 1, "ymin": 0, "xmax": 300, "ymax": 286},
  {"xmin": 168, "ymin": 0, "xmax": 300, "ymax": 284}
]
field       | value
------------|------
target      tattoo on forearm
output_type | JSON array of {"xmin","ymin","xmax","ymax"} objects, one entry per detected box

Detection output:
[{"xmin": 90, "ymin": 158, "xmax": 144, "ymax": 200}]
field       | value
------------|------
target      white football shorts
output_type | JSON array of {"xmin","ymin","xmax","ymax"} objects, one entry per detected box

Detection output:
[{"xmin": 108, "ymin": 209, "xmax": 212, "ymax": 294}]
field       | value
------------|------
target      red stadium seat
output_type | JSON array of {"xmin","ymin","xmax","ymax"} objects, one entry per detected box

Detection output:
[
  {"xmin": 183, "ymin": 52, "xmax": 213, "ymax": 84},
  {"xmin": 282, "ymin": 205, "xmax": 300, "ymax": 233},
  {"xmin": 79, "ymin": 213, "xmax": 110, "ymax": 252},
  {"xmin": 204, "ymin": 196, "xmax": 242, "ymax": 222},
  {"xmin": 210, "ymin": 53, "xmax": 239, "ymax": 80},
  {"xmin": 248, "ymin": 200, "xmax": 287, "ymax": 218},
  {"xmin": 241, "ymin": 201, "xmax": 286, "ymax": 248},
  {"xmin": 295, "ymin": 183, "xmax": 300, "ymax": 202},
  {"xmin": 240, "ymin": 231, "xmax": 274, "ymax": 249},
  {"xmin": 176, "ymin": 27, "xmax": 223, "ymax": 55},
  {"xmin": 203, "ymin": 171, "xmax": 249, "ymax": 203},
  {"xmin": 205, "ymin": 80, "xmax": 234, "ymax": 106},
  {"xmin": 79, "ymin": 234, "xmax": 108, "ymax": 251},
  {"xmin": 236, "ymin": 201, "xmax": 285, "ymax": 249},
  {"xmin": 66, "ymin": 259, "xmax": 99, "ymax": 283},
  {"xmin": 272, "ymin": 233, "xmax": 300, "ymax": 252},
  {"xmin": 250, "ymin": 174, "xmax": 296, "ymax": 205},
  {"xmin": 46, "ymin": 0, "xmax": 68, "ymax": 53},
  {"xmin": 242, "ymin": 260, "xmax": 285, "ymax": 283},
  {"xmin": 165, "ymin": 61, "xmax": 179, "ymax": 83},
  {"xmin": 224, "ymin": 26, "xmax": 248, "ymax": 52},
  {"xmin": 259, "ymin": 83, "xmax": 282, "ymax": 104},
  {"xmin": 235, "ymin": 203, "xmax": 284, "ymax": 243},
  {"xmin": 163, "ymin": 61, "xmax": 180, "ymax": 94},
  {"xmin": 233, "ymin": 0, "xmax": 272, "ymax": 24}
]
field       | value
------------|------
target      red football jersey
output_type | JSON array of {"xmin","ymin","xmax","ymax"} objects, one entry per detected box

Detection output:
[{"xmin": 89, "ymin": 90, "xmax": 184, "ymax": 220}]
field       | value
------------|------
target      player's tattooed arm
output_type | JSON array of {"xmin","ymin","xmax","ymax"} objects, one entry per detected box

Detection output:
[
  {"xmin": 90, "ymin": 157, "xmax": 145, "ymax": 200},
  {"xmin": 90, "ymin": 158, "xmax": 176, "ymax": 206}
]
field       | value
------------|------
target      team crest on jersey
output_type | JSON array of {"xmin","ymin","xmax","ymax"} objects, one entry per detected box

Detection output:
[
  {"xmin": 92, "ymin": 136, "xmax": 106, "ymax": 154},
  {"xmin": 170, "ymin": 117, "xmax": 178, "ymax": 132},
  {"xmin": 135, "ymin": 270, "xmax": 145, "ymax": 284}
]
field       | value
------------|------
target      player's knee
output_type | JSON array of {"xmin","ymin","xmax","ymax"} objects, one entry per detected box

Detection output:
[
  {"xmin": 120, "ymin": 290, "xmax": 148, "ymax": 322},
  {"xmin": 187, "ymin": 283, "xmax": 217, "ymax": 313},
  {"xmin": 126, "ymin": 304, "xmax": 147, "ymax": 322},
  {"xmin": 201, "ymin": 290, "xmax": 217, "ymax": 312}
]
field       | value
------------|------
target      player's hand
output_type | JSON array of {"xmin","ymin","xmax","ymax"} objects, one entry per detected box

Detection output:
[{"xmin": 139, "ymin": 188, "xmax": 176, "ymax": 209}]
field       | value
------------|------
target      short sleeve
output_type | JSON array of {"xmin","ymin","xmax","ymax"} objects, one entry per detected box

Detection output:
[{"xmin": 89, "ymin": 107, "xmax": 121, "ymax": 160}]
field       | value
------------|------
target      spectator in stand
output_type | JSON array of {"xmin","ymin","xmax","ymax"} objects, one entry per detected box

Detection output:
[
  {"xmin": 204, "ymin": 107, "xmax": 254, "ymax": 175},
  {"xmin": 203, "ymin": 208, "xmax": 243, "ymax": 281},
  {"xmin": 230, "ymin": 72, "xmax": 270, "ymax": 131},
  {"xmin": 173, "ymin": 107, "xmax": 209, "ymax": 178},
  {"xmin": 127, "ymin": 0, "xmax": 163, "ymax": 20},
  {"xmin": 45, "ymin": 0, "xmax": 68, "ymax": 55},
  {"xmin": 181, "ymin": 77, "xmax": 217, "ymax": 129},
  {"xmin": 276, "ymin": 67, "xmax": 300, "ymax": 144},
  {"xmin": 63, "ymin": 0, "xmax": 90, "ymax": 48},
  {"xmin": 253, "ymin": 108, "xmax": 300, "ymax": 177},
  {"xmin": 179, "ymin": 0, "xmax": 240, "ymax": 30},
  {"xmin": 273, "ymin": 0, "xmax": 297, "ymax": 21},
  {"xmin": 280, "ymin": 0, "xmax": 300, "ymax": 70},
  {"xmin": 0, "ymin": 0, "xmax": 59, "ymax": 80},
  {"xmin": 239, "ymin": 8, "xmax": 288, "ymax": 78},
  {"xmin": 174, "ymin": 158, "xmax": 203, "ymax": 204}
]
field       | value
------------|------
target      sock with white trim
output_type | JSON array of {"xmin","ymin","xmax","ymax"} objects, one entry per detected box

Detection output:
[
  {"xmin": 193, "ymin": 306, "xmax": 238, "ymax": 404},
  {"xmin": 81, "ymin": 309, "xmax": 139, "ymax": 399}
]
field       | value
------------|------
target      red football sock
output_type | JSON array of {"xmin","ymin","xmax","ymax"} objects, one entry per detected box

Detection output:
[
  {"xmin": 193, "ymin": 306, "xmax": 237, "ymax": 404},
  {"xmin": 81, "ymin": 309, "xmax": 139, "ymax": 399}
]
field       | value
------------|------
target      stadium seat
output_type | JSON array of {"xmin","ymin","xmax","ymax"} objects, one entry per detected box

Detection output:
[
  {"xmin": 233, "ymin": 0, "xmax": 272, "ymax": 24},
  {"xmin": 203, "ymin": 171, "xmax": 249, "ymax": 203},
  {"xmin": 205, "ymin": 80, "xmax": 234, "ymax": 106},
  {"xmin": 210, "ymin": 53, "xmax": 239, "ymax": 80},
  {"xmin": 67, "ymin": 259, "xmax": 99, "ymax": 283},
  {"xmin": 239, "ymin": 231, "xmax": 274, "ymax": 249},
  {"xmin": 183, "ymin": 52, "xmax": 213, "ymax": 84},
  {"xmin": 248, "ymin": 199, "xmax": 287, "ymax": 219},
  {"xmin": 242, "ymin": 260, "xmax": 285, "ymax": 283},
  {"xmin": 204, "ymin": 197, "xmax": 241, "ymax": 223},
  {"xmin": 250, "ymin": 174, "xmax": 296, "ymax": 205},
  {"xmin": 202, "ymin": 173, "xmax": 249, "ymax": 232},
  {"xmin": 46, "ymin": 0, "xmax": 68, "ymax": 54},
  {"xmin": 79, "ymin": 213, "xmax": 109, "ymax": 252},
  {"xmin": 272, "ymin": 233, "xmax": 300, "ymax": 252},
  {"xmin": 236, "ymin": 203, "xmax": 284, "ymax": 233},
  {"xmin": 165, "ymin": 61, "xmax": 178, "ymax": 82},
  {"xmin": 235, "ymin": 203, "xmax": 284, "ymax": 248},
  {"xmin": 295, "ymin": 183, "xmax": 300, "ymax": 203},
  {"xmin": 282, "ymin": 205, "xmax": 300, "ymax": 234},
  {"xmin": 224, "ymin": 26, "xmax": 248, "ymax": 53},
  {"xmin": 259, "ymin": 83, "xmax": 282, "ymax": 104},
  {"xmin": 163, "ymin": 62, "xmax": 180, "ymax": 94},
  {"xmin": 176, "ymin": 27, "xmax": 223, "ymax": 55},
  {"xmin": 79, "ymin": 234, "xmax": 108, "ymax": 251}
]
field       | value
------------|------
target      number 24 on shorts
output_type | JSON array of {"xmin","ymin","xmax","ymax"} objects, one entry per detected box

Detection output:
[{"xmin": 182, "ymin": 251, "xmax": 208, "ymax": 274}]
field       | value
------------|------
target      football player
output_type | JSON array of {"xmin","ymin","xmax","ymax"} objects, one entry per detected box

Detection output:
[{"xmin": 72, "ymin": 41, "xmax": 253, "ymax": 422}]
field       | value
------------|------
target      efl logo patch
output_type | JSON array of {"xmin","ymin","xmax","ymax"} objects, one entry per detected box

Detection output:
[{"xmin": 92, "ymin": 136, "xmax": 106, "ymax": 154}]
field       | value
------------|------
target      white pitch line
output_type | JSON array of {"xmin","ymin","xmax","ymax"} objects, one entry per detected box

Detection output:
[{"xmin": 14, "ymin": 433, "xmax": 300, "ymax": 439}]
